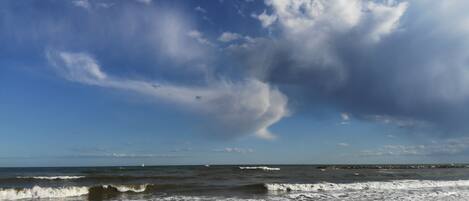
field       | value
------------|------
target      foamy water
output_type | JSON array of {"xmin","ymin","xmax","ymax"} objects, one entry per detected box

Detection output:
[
  {"xmin": 265, "ymin": 180, "xmax": 469, "ymax": 191},
  {"xmin": 239, "ymin": 166, "xmax": 281, "ymax": 171},
  {"xmin": 0, "ymin": 184, "xmax": 150, "ymax": 200},
  {"xmin": 1, "ymin": 180, "xmax": 469, "ymax": 200},
  {"xmin": 0, "ymin": 186, "xmax": 88, "ymax": 200},
  {"xmin": 16, "ymin": 176, "xmax": 85, "ymax": 180},
  {"xmin": 102, "ymin": 184, "xmax": 149, "ymax": 193}
]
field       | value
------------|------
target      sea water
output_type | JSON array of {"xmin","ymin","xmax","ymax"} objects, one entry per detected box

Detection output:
[{"xmin": 1, "ymin": 165, "xmax": 469, "ymax": 200}]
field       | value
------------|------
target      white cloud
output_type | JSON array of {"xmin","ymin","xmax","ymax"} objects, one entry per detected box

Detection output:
[
  {"xmin": 338, "ymin": 112, "xmax": 351, "ymax": 125},
  {"xmin": 364, "ymin": 115, "xmax": 429, "ymax": 129},
  {"xmin": 218, "ymin": 32, "xmax": 242, "ymax": 42},
  {"xmin": 96, "ymin": 3, "xmax": 114, "ymax": 9},
  {"xmin": 337, "ymin": 142, "xmax": 349, "ymax": 147},
  {"xmin": 72, "ymin": 0, "xmax": 90, "ymax": 9},
  {"xmin": 194, "ymin": 6, "xmax": 207, "ymax": 13},
  {"xmin": 364, "ymin": 1, "xmax": 408, "ymax": 42},
  {"xmin": 47, "ymin": 50, "xmax": 288, "ymax": 139},
  {"xmin": 265, "ymin": 0, "xmax": 361, "ymax": 33},
  {"xmin": 341, "ymin": 113, "xmax": 350, "ymax": 121},
  {"xmin": 359, "ymin": 137, "xmax": 469, "ymax": 157},
  {"xmin": 261, "ymin": 0, "xmax": 407, "ymax": 41},
  {"xmin": 252, "ymin": 10, "xmax": 277, "ymax": 28},
  {"xmin": 187, "ymin": 30, "xmax": 214, "ymax": 46},
  {"xmin": 46, "ymin": 51, "xmax": 106, "ymax": 83},
  {"xmin": 135, "ymin": 0, "xmax": 152, "ymax": 5},
  {"xmin": 213, "ymin": 147, "xmax": 254, "ymax": 154},
  {"xmin": 154, "ymin": 15, "xmax": 210, "ymax": 63},
  {"xmin": 75, "ymin": 153, "xmax": 184, "ymax": 158}
]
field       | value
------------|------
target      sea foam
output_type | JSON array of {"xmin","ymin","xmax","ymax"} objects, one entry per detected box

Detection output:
[
  {"xmin": 0, "ymin": 186, "xmax": 88, "ymax": 200},
  {"xmin": 0, "ymin": 184, "xmax": 150, "ymax": 200},
  {"xmin": 102, "ymin": 184, "xmax": 148, "ymax": 193},
  {"xmin": 239, "ymin": 166, "xmax": 280, "ymax": 171},
  {"xmin": 17, "ymin": 176, "xmax": 85, "ymax": 180},
  {"xmin": 265, "ymin": 180, "xmax": 469, "ymax": 192}
]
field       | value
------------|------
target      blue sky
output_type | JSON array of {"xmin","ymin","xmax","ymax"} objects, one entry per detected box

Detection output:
[{"xmin": 2, "ymin": 0, "xmax": 469, "ymax": 167}]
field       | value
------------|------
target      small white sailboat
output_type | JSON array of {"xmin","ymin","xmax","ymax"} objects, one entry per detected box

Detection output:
[{"xmin": 141, "ymin": 163, "xmax": 145, "ymax": 167}]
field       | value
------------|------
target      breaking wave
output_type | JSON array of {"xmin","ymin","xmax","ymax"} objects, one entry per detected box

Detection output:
[
  {"xmin": 0, "ymin": 186, "xmax": 88, "ymax": 200},
  {"xmin": 265, "ymin": 180, "xmax": 469, "ymax": 192},
  {"xmin": 0, "ymin": 184, "xmax": 150, "ymax": 200},
  {"xmin": 16, "ymin": 176, "xmax": 85, "ymax": 180},
  {"xmin": 3, "ymin": 180, "xmax": 469, "ymax": 200},
  {"xmin": 101, "ymin": 184, "xmax": 148, "ymax": 193},
  {"xmin": 239, "ymin": 166, "xmax": 280, "ymax": 171}
]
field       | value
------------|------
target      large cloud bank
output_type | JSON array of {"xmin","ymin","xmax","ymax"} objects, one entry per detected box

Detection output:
[{"xmin": 233, "ymin": 0, "xmax": 469, "ymax": 135}]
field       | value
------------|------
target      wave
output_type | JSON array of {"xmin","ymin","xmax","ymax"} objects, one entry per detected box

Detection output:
[
  {"xmin": 101, "ymin": 184, "xmax": 148, "ymax": 193},
  {"xmin": 16, "ymin": 176, "xmax": 85, "ymax": 180},
  {"xmin": 239, "ymin": 166, "xmax": 280, "ymax": 171},
  {"xmin": 265, "ymin": 180, "xmax": 469, "ymax": 192},
  {"xmin": 0, "ymin": 184, "xmax": 150, "ymax": 200},
  {"xmin": 0, "ymin": 186, "xmax": 88, "ymax": 200}
]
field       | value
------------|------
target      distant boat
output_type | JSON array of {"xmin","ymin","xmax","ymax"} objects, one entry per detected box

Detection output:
[
  {"xmin": 141, "ymin": 163, "xmax": 145, "ymax": 167},
  {"xmin": 204, "ymin": 164, "xmax": 210, "ymax": 167}
]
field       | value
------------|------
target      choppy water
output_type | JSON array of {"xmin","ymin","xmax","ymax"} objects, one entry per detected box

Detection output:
[{"xmin": 1, "ymin": 164, "xmax": 469, "ymax": 200}]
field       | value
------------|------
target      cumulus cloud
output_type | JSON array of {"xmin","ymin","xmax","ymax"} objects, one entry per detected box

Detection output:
[
  {"xmin": 252, "ymin": 10, "xmax": 277, "ymax": 28},
  {"xmin": 230, "ymin": 0, "xmax": 469, "ymax": 136},
  {"xmin": 46, "ymin": 50, "xmax": 288, "ymax": 140},
  {"xmin": 218, "ymin": 32, "xmax": 242, "ymax": 42}
]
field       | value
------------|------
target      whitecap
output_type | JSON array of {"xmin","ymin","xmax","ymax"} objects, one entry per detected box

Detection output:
[
  {"xmin": 239, "ymin": 166, "xmax": 280, "ymax": 171},
  {"xmin": 0, "ymin": 186, "xmax": 88, "ymax": 200},
  {"xmin": 265, "ymin": 180, "xmax": 469, "ymax": 192},
  {"xmin": 17, "ymin": 176, "xmax": 85, "ymax": 180},
  {"xmin": 102, "ymin": 184, "xmax": 148, "ymax": 193}
]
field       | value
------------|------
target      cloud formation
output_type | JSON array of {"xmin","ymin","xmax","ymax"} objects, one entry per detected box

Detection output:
[
  {"xmin": 231, "ymin": 0, "xmax": 469, "ymax": 136},
  {"xmin": 46, "ymin": 51, "xmax": 288, "ymax": 139},
  {"xmin": 218, "ymin": 32, "xmax": 242, "ymax": 43},
  {"xmin": 359, "ymin": 137, "xmax": 469, "ymax": 157},
  {"xmin": 5, "ymin": 0, "xmax": 469, "ymax": 142},
  {"xmin": 212, "ymin": 147, "xmax": 254, "ymax": 154}
]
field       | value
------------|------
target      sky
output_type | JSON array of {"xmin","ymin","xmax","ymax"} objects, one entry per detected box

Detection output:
[{"xmin": 1, "ymin": 0, "xmax": 469, "ymax": 167}]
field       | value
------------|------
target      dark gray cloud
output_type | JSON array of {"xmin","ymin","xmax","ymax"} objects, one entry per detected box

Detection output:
[{"xmin": 229, "ymin": 0, "xmax": 469, "ymax": 136}]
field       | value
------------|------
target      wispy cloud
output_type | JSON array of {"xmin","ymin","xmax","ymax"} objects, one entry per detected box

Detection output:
[
  {"xmin": 71, "ymin": 153, "xmax": 186, "ymax": 158},
  {"xmin": 339, "ymin": 113, "xmax": 351, "ymax": 125},
  {"xmin": 187, "ymin": 30, "xmax": 214, "ymax": 46},
  {"xmin": 364, "ymin": 115, "xmax": 429, "ymax": 129},
  {"xmin": 72, "ymin": 0, "xmax": 90, "ymax": 9},
  {"xmin": 337, "ymin": 142, "xmax": 350, "ymax": 147},
  {"xmin": 194, "ymin": 6, "xmax": 207, "ymax": 13},
  {"xmin": 135, "ymin": 0, "xmax": 152, "ymax": 5},
  {"xmin": 46, "ymin": 50, "xmax": 288, "ymax": 140},
  {"xmin": 212, "ymin": 147, "xmax": 254, "ymax": 154},
  {"xmin": 359, "ymin": 137, "xmax": 469, "ymax": 157}
]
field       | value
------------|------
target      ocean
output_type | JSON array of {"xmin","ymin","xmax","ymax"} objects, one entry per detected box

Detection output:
[{"xmin": 1, "ymin": 164, "xmax": 469, "ymax": 200}]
